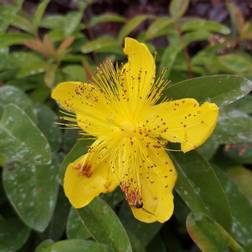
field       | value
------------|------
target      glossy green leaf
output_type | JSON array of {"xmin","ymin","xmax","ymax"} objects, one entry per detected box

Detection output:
[
  {"xmin": 145, "ymin": 17, "xmax": 174, "ymax": 40},
  {"xmin": 181, "ymin": 18, "xmax": 230, "ymax": 34},
  {"xmin": 36, "ymin": 239, "xmax": 111, "ymax": 252},
  {"xmin": 81, "ymin": 36, "xmax": 120, "ymax": 54},
  {"xmin": 3, "ymin": 156, "xmax": 59, "ymax": 232},
  {"xmin": 0, "ymin": 85, "xmax": 35, "ymax": 120},
  {"xmin": 0, "ymin": 104, "xmax": 51, "ymax": 164},
  {"xmin": 78, "ymin": 197, "xmax": 132, "ymax": 252},
  {"xmin": 89, "ymin": 13, "xmax": 126, "ymax": 27},
  {"xmin": 0, "ymin": 104, "xmax": 58, "ymax": 231},
  {"xmin": 34, "ymin": 104, "xmax": 62, "ymax": 151},
  {"xmin": 169, "ymin": 0, "xmax": 189, "ymax": 19},
  {"xmin": 226, "ymin": 95, "xmax": 252, "ymax": 114},
  {"xmin": 119, "ymin": 203, "xmax": 161, "ymax": 252},
  {"xmin": 187, "ymin": 212, "xmax": 244, "ymax": 252},
  {"xmin": 59, "ymin": 139, "xmax": 92, "ymax": 182},
  {"xmin": 0, "ymin": 214, "xmax": 30, "ymax": 252},
  {"xmin": 66, "ymin": 208, "xmax": 91, "ymax": 240},
  {"xmin": 214, "ymin": 166, "xmax": 252, "ymax": 245},
  {"xmin": 166, "ymin": 75, "xmax": 252, "ymax": 106},
  {"xmin": 118, "ymin": 15, "xmax": 150, "ymax": 43},
  {"xmin": 40, "ymin": 189, "xmax": 70, "ymax": 240},
  {"xmin": 0, "ymin": 32, "xmax": 33, "ymax": 48},
  {"xmin": 170, "ymin": 151, "xmax": 232, "ymax": 230},
  {"xmin": 214, "ymin": 110, "xmax": 252, "ymax": 144}
]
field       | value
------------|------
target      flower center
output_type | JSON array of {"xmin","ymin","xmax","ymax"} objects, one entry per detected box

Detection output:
[{"xmin": 120, "ymin": 121, "xmax": 135, "ymax": 133}]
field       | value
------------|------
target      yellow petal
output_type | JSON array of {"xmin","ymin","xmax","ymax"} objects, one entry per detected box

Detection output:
[
  {"xmin": 143, "ymin": 99, "xmax": 219, "ymax": 152},
  {"xmin": 64, "ymin": 141, "xmax": 118, "ymax": 208},
  {"xmin": 121, "ymin": 37, "xmax": 156, "ymax": 104},
  {"xmin": 115, "ymin": 136, "xmax": 176, "ymax": 223},
  {"xmin": 130, "ymin": 146, "xmax": 176, "ymax": 223},
  {"xmin": 51, "ymin": 81, "xmax": 112, "ymax": 136}
]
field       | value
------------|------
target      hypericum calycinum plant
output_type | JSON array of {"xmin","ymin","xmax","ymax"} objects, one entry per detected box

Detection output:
[{"xmin": 52, "ymin": 37, "xmax": 218, "ymax": 223}]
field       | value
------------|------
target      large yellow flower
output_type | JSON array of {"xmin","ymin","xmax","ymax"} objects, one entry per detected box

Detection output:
[{"xmin": 51, "ymin": 37, "xmax": 219, "ymax": 223}]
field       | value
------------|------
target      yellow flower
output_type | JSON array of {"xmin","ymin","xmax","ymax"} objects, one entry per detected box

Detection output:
[{"xmin": 51, "ymin": 37, "xmax": 219, "ymax": 223}]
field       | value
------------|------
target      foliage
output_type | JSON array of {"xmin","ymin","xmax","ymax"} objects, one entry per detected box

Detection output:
[{"xmin": 0, "ymin": 0, "xmax": 252, "ymax": 251}]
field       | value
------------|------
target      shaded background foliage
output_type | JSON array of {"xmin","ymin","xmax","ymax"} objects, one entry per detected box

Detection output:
[{"xmin": 0, "ymin": 0, "xmax": 252, "ymax": 251}]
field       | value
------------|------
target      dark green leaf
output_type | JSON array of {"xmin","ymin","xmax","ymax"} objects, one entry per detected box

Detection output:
[
  {"xmin": 170, "ymin": 151, "xmax": 232, "ymax": 231},
  {"xmin": 0, "ymin": 104, "xmax": 51, "ymax": 164},
  {"xmin": 187, "ymin": 212, "xmax": 244, "ymax": 252},
  {"xmin": 0, "ymin": 214, "xmax": 30, "ymax": 252},
  {"xmin": 214, "ymin": 110, "xmax": 252, "ymax": 144},
  {"xmin": 78, "ymin": 197, "xmax": 132, "ymax": 252},
  {"xmin": 0, "ymin": 85, "xmax": 35, "ymax": 120},
  {"xmin": 34, "ymin": 104, "xmax": 62, "ymax": 151},
  {"xmin": 166, "ymin": 75, "xmax": 252, "ymax": 106},
  {"xmin": 119, "ymin": 202, "xmax": 161, "ymax": 252},
  {"xmin": 214, "ymin": 166, "xmax": 252, "ymax": 245},
  {"xmin": 66, "ymin": 208, "xmax": 91, "ymax": 240},
  {"xmin": 35, "ymin": 239, "xmax": 111, "ymax": 252}
]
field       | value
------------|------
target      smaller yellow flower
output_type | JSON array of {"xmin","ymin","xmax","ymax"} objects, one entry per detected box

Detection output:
[{"xmin": 51, "ymin": 37, "xmax": 219, "ymax": 223}]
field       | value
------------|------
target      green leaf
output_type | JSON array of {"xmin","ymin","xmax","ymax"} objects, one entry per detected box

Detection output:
[
  {"xmin": 81, "ymin": 36, "xmax": 120, "ymax": 54},
  {"xmin": 214, "ymin": 166, "xmax": 252, "ymax": 244},
  {"xmin": 181, "ymin": 18, "xmax": 230, "ymax": 35},
  {"xmin": 169, "ymin": 0, "xmax": 189, "ymax": 19},
  {"xmin": 226, "ymin": 95, "xmax": 252, "ymax": 114},
  {"xmin": 227, "ymin": 166, "xmax": 252, "ymax": 204},
  {"xmin": 0, "ymin": 85, "xmax": 35, "ymax": 120},
  {"xmin": 64, "ymin": 11, "xmax": 83, "ymax": 36},
  {"xmin": 118, "ymin": 15, "xmax": 150, "ymax": 43},
  {"xmin": 62, "ymin": 65, "xmax": 87, "ymax": 82},
  {"xmin": 0, "ymin": 104, "xmax": 58, "ymax": 231},
  {"xmin": 0, "ymin": 32, "xmax": 33, "ymax": 48},
  {"xmin": 89, "ymin": 13, "xmax": 126, "ymax": 27},
  {"xmin": 0, "ymin": 104, "xmax": 51, "ymax": 164},
  {"xmin": 166, "ymin": 75, "xmax": 252, "ymax": 106},
  {"xmin": 170, "ymin": 151, "xmax": 232, "ymax": 231},
  {"xmin": 145, "ymin": 17, "xmax": 174, "ymax": 40},
  {"xmin": 3, "ymin": 156, "xmax": 59, "ymax": 232},
  {"xmin": 0, "ymin": 214, "xmax": 30, "ymax": 252},
  {"xmin": 59, "ymin": 139, "xmax": 93, "ymax": 182},
  {"xmin": 0, "ymin": 2, "xmax": 23, "ymax": 32},
  {"xmin": 35, "ymin": 239, "xmax": 111, "ymax": 252},
  {"xmin": 186, "ymin": 212, "xmax": 244, "ymax": 252},
  {"xmin": 33, "ymin": 0, "xmax": 50, "ymax": 32},
  {"xmin": 34, "ymin": 104, "xmax": 62, "ymax": 152},
  {"xmin": 160, "ymin": 31, "xmax": 181, "ymax": 74},
  {"xmin": 66, "ymin": 208, "xmax": 91, "ymax": 240},
  {"xmin": 119, "ymin": 202, "xmax": 161, "ymax": 252},
  {"xmin": 78, "ymin": 197, "xmax": 132, "ymax": 252},
  {"xmin": 214, "ymin": 110, "xmax": 252, "ymax": 144},
  {"xmin": 40, "ymin": 189, "xmax": 70, "ymax": 240},
  {"xmin": 219, "ymin": 53, "xmax": 252, "ymax": 73}
]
